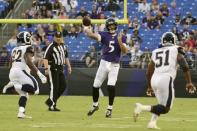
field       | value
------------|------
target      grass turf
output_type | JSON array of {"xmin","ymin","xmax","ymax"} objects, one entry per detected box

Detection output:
[{"xmin": 0, "ymin": 95, "xmax": 197, "ymax": 131}]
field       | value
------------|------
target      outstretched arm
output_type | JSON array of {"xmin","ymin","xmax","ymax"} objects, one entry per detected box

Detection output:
[
  {"xmin": 83, "ymin": 26, "xmax": 100, "ymax": 41},
  {"xmin": 146, "ymin": 60, "xmax": 155, "ymax": 96},
  {"xmin": 177, "ymin": 53, "xmax": 196, "ymax": 93}
]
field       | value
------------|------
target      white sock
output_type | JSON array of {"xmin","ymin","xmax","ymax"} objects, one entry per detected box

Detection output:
[
  {"xmin": 19, "ymin": 107, "xmax": 25, "ymax": 113},
  {"xmin": 5, "ymin": 82, "xmax": 13, "ymax": 88},
  {"xmin": 107, "ymin": 105, "xmax": 113, "ymax": 110},
  {"xmin": 141, "ymin": 105, "xmax": 151, "ymax": 111},
  {"xmin": 150, "ymin": 113, "xmax": 159, "ymax": 123},
  {"xmin": 93, "ymin": 102, "xmax": 98, "ymax": 107}
]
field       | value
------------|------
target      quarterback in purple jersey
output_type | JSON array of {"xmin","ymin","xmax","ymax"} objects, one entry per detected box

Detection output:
[{"xmin": 84, "ymin": 18, "xmax": 128, "ymax": 118}]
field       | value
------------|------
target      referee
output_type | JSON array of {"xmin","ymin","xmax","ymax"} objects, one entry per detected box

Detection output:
[{"xmin": 43, "ymin": 31, "xmax": 72, "ymax": 111}]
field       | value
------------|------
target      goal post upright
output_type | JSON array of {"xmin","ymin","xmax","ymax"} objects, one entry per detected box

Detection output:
[{"xmin": 124, "ymin": 0, "xmax": 127, "ymax": 20}]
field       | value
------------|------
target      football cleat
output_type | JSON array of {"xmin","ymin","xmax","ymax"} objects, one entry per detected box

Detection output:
[
  {"xmin": 133, "ymin": 103, "xmax": 142, "ymax": 122},
  {"xmin": 87, "ymin": 105, "xmax": 99, "ymax": 116},
  {"xmin": 48, "ymin": 107, "xmax": 61, "ymax": 112},
  {"xmin": 105, "ymin": 109, "xmax": 112, "ymax": 118},
  {"xmin": 2, "ymin": 82, "xmax": 14, "ymax": 94},
  {"xmin": 17, "ymin": 112, "xmax": 32, "ymax": 119},
  {"xmin": 147, "ymin": 121, "xmax": 161, "ymax": 130}
]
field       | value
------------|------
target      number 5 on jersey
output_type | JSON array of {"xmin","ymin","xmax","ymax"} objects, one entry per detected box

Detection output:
[{"xmin": 109, "ymin": 41, "xmax": 115, "ymax": 53}]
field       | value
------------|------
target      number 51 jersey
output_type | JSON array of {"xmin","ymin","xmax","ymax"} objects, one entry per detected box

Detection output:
[
  {"xmin": 11, "ymin": 45, "xmax": 34, "ymax": 70},
  {"xmin": 151, "ymin": 45, "xmax": 178, "ymax": 79}
]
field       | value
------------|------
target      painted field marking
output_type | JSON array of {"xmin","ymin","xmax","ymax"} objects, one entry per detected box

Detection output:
[
  {"xmin": 85, "ymin": 123, "xmax": 142, "ymax": 128},
  {"xmin": 31, "ymin": 122, "xmax": 142, "ymax": 129}
]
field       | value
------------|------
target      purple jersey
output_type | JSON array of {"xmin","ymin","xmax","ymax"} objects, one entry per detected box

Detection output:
[{"xmin": 99, "ymin": 31, "xmax": 126, "ymax": 63}]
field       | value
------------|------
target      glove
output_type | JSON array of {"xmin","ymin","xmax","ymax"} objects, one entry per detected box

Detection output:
[{"xmin": 37, "ymin": 70, "xmax": 47, "ymax": 84}]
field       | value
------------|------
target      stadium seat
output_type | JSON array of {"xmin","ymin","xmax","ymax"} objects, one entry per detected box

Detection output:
[{"xmin": 9, "ymin": 0, "xmax": 197, "ymax": 62}]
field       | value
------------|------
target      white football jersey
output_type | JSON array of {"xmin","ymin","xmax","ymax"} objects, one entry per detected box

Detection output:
[
  {"xmin": 151, "ymin": 45, "xmax": 178, "ymax": 79},
  {"xmin": 11, "ymin": 45, "xmax": 33, "ymax": 70}
]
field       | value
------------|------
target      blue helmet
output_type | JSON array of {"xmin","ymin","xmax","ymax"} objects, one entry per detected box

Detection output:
[{"xmin": 105, "ymin": 18, "xmax": 117, "ymax": 33}]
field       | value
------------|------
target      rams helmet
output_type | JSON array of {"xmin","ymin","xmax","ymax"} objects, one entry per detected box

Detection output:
[
  {"xmin": 105, "ymin": 18, "xmax": 117, "ymax": 34},
  {"xmin": 161, "ymin": 32, "xmax": 176, "ymax": 46},
  {"xmin": 17, "ymin": 31, "xmax": 32, "ymax": 46}
]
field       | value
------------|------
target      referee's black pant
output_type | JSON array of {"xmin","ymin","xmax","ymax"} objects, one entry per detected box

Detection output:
[{"xmin": 46, "ymin": 65, "xmax": 66, "ymax": 108}]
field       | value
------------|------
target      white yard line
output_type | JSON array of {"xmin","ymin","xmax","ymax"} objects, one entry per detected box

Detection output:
[
  {"xmin": 130, "ymin": 115, "xmax": 197, "ymax": 122},
  {"xmin": 31, "ymin": 122, "xmax": 142, "ymax": 129},
  {"xmin": 40, "ymin": 122, "xmax": 65, "ymax": 125},
  {"xmin": 175, "ymin": 112, "xmax": 197, "ymax": 116},
  {"xmin": 86, "ymin": 124, "xmax": 142, "ymax": 128},
  {"xmin": 31, "ymin": 114, "xmax": 197, "ymax": 129}
]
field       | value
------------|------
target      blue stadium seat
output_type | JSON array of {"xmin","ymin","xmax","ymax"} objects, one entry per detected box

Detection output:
[{"xmin": 64, "ymin": 0, "xmax": 197, "ymax": 59}]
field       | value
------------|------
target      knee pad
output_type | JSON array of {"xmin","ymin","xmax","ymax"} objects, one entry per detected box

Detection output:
[
  {"xmin": 107, "ymin": 79, "xmax": 117, "ymax": 86},
  {"xmin": 151, "ymin": 104, "xmax": 170, "ymax": 115},
  {"xmin": 93, "ymin": 79, "xmax": 102, "ymax": 88},
  {"xmin": 22, "ymin": 84, "xmax": 35, "ymax": 94}
]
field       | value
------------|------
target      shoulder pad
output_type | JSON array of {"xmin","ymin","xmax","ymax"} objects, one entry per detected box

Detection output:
[
  {"xmin": 177, "ymin": 46, "xmax": 185, "ymax": 55},
  {"xmin": 26, "ymin": 46, "xmax": 34, "ymax": 54}
]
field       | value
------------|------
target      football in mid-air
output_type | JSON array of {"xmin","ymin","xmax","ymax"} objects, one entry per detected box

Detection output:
[{"xmin": 82, "ymin": 16, "xmax": 91, "ymax": 26}]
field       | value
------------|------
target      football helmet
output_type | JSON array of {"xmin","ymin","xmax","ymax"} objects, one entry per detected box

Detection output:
[
  {"xmin": 17, "ymin": 31, "xmax": 32, "ymax": 46},
  {"xmin": 105, "ymin": 18, "xmax": 117, "ymax": 34},
  {"xmin": 161, "ymin": 32, "xmax": 176, "ymax": 46}
]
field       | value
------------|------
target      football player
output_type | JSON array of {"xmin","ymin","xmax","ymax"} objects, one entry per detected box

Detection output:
[
  {"xmin": 133, "ymin": 32, "xmax": 196, "ymax": 129},
  {"xmin": 3, "ymin": 31, "xmax": 47, "ymax": 119},
  {"xmin": 84, "ymin": 18, "xmax": 128, "ymax": 118}
]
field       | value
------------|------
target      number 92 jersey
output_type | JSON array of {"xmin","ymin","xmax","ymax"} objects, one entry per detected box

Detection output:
[
  {"xmin": 11, "ymin": 45, "xmax": 34, "ymax": 70},
  {"xmin": 151, "ymin": 45, "xmax": 178, "ymax": 79}
]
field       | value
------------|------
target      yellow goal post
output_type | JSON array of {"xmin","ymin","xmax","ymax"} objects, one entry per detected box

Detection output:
[{"xmin": 0, "ymin": 0, "xmax": 128, "ymax": 24}]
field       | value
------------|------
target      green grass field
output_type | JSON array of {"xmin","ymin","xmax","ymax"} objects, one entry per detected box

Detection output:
[{"xmin": 0, "ymin": 95, "xmax": 197, "ymax": 131}]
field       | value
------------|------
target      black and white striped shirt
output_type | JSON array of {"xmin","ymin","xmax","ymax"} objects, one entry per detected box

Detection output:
[{"xmin": 44, "ymin": 41, "xmax": 68, "ymax": 66}]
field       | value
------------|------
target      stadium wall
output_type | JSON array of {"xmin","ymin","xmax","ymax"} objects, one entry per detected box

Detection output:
[{"xmin": 0, "ymin": 67, "xmax": 197, "ymax": 98}]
